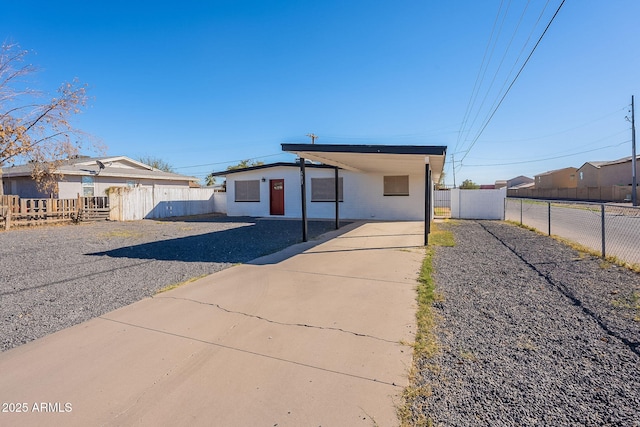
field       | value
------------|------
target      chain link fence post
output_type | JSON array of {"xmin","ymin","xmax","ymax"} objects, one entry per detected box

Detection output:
[
  {"xmin": 548, "ymin": 201, "xmax": 551, "ymax": 236},
  {"xmin": 601, "ymin": 204, "xmax": 606, "ymax": 258},
  {"xmin": 520, "ymin": 199, "xmax": 523, "ymax": 225}
]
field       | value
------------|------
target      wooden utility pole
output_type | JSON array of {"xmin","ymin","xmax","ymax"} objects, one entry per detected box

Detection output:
[
  {"xmin": 632, "ymin": 96, "xmax": 637, "ymax": 206},
  {"xmin": 306, "ymin": 133, "xmax": 318, "ymax": 144}
]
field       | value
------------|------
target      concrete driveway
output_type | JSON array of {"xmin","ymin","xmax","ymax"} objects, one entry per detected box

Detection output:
[{"xmin": 0, "ymin": 221, "xmax": 424, "ymax": 426}]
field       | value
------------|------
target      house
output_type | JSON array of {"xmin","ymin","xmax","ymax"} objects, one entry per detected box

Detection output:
[
  {"xmin": 534, "ymin": 167, "xmax": 578, "ymax": 189},
  {"xmin": 577, "ymin": 156, "xmax": 640, "ymax": 187},
  {"xmin": 506, "ymin": 175, "xmax": 534, "ymax": 189},
  {"xmin": 2, "ymin": 156, "xmax": 197, "ymax": 199},
  {"xmin": 211, "ymin": 144, "xmax": 447, "ymax": 222}
]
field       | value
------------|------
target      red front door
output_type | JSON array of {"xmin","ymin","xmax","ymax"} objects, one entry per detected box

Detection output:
[{"xmin": 270, "ymin": 179, "xmax": 285, "ymax": 215}]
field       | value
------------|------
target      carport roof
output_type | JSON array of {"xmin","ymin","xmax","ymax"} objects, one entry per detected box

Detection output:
[{"xmin": 281, "ymin": 144, "xmax": 447, "ymax": 181}]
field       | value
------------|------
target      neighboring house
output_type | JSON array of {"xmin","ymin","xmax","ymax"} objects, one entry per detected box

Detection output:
[
  {"xmin": 2, "ymin": 156, "xmax": 197, "ymax": 199},
  {"xmin": 506, "ymin": 175, "xmax": 534, "ymax": 189},
  {"xmin": 577, "ymin": 156, "xmax": 640, "ymax": 187},
  {"xmin": 494, "ymin": 180, "xmax": 507, "ymax": 189},
  {"xmin": 211, "ymin": 144, "xmax": 447, "ymax": 221},
  {"xmin": 534, "ymin": 167, "xmax": 578, "ymax": 189}
]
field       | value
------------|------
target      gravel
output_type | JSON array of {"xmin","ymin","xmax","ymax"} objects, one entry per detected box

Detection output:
[
  {"xmin": 415, "ymin": 220, "xmax": 640, "ymax": 426},
  {"xmin": 0, "ymin": 215, "xmax": 339, "ymax": 352}
]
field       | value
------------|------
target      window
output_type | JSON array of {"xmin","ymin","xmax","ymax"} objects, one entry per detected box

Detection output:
[
  {"xmin": 235, "ymin": 180, "xmax": 260, "ymax": 202},
  {"xmin": 311, "ymin": 178, "xmax": 343, "ymax": 202},
  {"xmin": 383, "ymin": 175, "xmax": 409, "ymax": 196},
  {"xmin": 82, "ymin": 176, "xmax": 95, "ymax": 197}
]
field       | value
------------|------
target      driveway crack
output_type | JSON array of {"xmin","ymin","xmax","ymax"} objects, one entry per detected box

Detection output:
[{"xmin": 153, "ymin": 295, "xmax": 400, "ymax": 344}]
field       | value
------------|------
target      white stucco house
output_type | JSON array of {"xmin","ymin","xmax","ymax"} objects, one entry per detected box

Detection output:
[
  {"xmin": 2, "ymin": 156, "xmax": 198, "ymax": 199},
  {"xmin": 211, "ymin": 144, "xmax": 447, "ymax": 224}
]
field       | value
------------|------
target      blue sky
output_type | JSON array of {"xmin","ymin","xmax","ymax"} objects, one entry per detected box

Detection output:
[{"xmin": 2, "ymin": 1, "xmax": 639, "ymax": 186}]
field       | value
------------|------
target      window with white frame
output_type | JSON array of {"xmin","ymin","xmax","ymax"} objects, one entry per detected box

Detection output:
[
  {"xmin": 82, "ymin": 176, "xmax": 95, "ymax": 197},
  {"xmin": 235, "ymin": 180, "xmax": 260, "ymax": 202},
  {"xmin": 383, "ymin": 175, "xmax": 409, "ymax": 196},
  {"xmin": 311, "ymin": 177, "xmax": 343, "ymax": 202}
]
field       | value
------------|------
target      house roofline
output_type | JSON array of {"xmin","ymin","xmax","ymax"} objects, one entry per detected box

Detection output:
[
  {"xmin": 209, "ymin": 162, "xmax": 337, "ymax": 177},
  {"xmin": 534, "ymin": 166, "xmax": 578, "ymax": 177}
]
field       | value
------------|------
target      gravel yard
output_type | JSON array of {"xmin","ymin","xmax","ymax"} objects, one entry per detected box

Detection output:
[
  {"xmin": 0, "ymin": 215, "xmax": 338, "ymax": 352},
  {"xmin": 416, "ymin": 220, "xmax": 640, "ymax": 426}
]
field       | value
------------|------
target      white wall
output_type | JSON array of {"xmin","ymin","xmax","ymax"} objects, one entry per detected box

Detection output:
[
  {"xmin": 224, "ymin": 165, "xmax": 427, "ymax": 220},
  {"xmin": 451, "ymin": 188, "xmax": 506, "ymax": 219}
]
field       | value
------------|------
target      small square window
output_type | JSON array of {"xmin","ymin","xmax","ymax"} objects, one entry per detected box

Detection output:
[
  {"xmin": 235, "ymin": 180, "xmax": 260, "ymax": 202},
  {"xmin": 384, "ymin": 176, "xmax": 409, "ymax": 196},
  {"xmin": 311, "ymin": 178, "xmax": 343, "ymax": 202}
]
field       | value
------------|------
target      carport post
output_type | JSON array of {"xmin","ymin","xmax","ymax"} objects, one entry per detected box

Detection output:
[
  {"xmin": 425, "ymin": 161, "xmax": 431, "ymax": 246},
  {"xmin": 300, "ymin": 158, "xmax": 308, "ymax": 242},
  {"xmin": 334, "ymin": 166, "xmax": 340, "ymax": 230}
]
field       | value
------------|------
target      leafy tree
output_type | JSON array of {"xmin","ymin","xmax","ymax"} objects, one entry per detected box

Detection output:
[
  {"xmin": 204, "ymin": 174, "xmax": 217, "ymax": 187},
  {"xmin": 459, "ymin": 179, "xmax": 480, "ymax": 189},
  {"xmin": 0, "ymin": 43, "xmax": 99, "ymax": 195},
  {"xmin": 204, "ymin": 159, "xmax": 265, "ymax": 187},
  {"xmin": 436, "ymin": 171, "xmax": 447, "ymax": 189},
  {"xmin": 226, "ymin": 159, "xmax": 264, "ymax": 170},
  {"xmin": 137, "ymin": 156, "xmax": 174, "ymax": 173}
]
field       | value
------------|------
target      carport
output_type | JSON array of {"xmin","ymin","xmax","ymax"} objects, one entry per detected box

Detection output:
[{"xmin": 281, "ymin": 144, "xmax": 447, "ymax": 245}]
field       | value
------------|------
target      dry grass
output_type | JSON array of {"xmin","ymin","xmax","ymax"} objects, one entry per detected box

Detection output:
[
  {"xmin": 398, "ymin": 222, "xmax": 454, "ymax": 427},
  {"xmin": 155, "ymin": 275, "xmax": 208, "ymax": 294},
  {"xmin": 611, "ymin": 291, "xmax": 640, "ymax": 322},
  {"xmin": 505, "ymin": 220, "xmax": 640, "ymax": 274}
]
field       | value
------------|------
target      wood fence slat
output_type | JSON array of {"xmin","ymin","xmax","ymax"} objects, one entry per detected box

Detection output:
[{"xmin": 0, "ymin": 196, "xmax": 109, "ymax": 227}]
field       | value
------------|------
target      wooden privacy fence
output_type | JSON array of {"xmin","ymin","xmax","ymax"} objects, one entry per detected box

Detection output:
[
  {"xmin": 0, "ymin": 195, "xmax": 109, "ymax": 229},
  {"xmin": 108, "ymin": 186, "xmax": 223, "ymax": 221}
]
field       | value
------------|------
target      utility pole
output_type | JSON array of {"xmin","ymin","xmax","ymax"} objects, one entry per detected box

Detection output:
[
  {"xmin": 452, "ymin": 154, "xmax": 457, "ymax": 188},
  {"xmin": 306, "ymin": 133, "xmax": 318, "ymax": 144},
  {"xmin": 632, "ymin": 96, "xmax": 637, "ymax": 206}
]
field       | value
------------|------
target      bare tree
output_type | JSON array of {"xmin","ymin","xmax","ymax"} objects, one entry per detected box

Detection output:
[{"xmin": 0, "ymin": 42, "xmax": 99, "ymax": 196}]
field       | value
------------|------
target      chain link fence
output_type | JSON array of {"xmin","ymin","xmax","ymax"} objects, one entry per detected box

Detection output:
[{"xmin": 505, "ymin": 198, "xmax": 640, "ymax": 267}]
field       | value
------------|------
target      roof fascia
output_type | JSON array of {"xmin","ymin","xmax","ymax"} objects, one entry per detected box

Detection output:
[
  {"xmin": 281, "ymin": 143, "xmax": 447, "ymax": 156},
  {"xmin": 209, "ymin": 162, "xmax": 337, "ymax": 177}
]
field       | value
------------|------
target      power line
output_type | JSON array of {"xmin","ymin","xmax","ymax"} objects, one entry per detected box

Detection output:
[
  {"xmin": 462, "ymin": 0, "xmax": 527, "ymax": 146},
  {"xmin": 455, "ymin": 0, "xmax": 507, "ymax": 154},
  {"xmin": 173, "ymin": 153, "xmax": 285, "ymax": 170},
  {"xmin": 458, "ymin": 0, "xmax": 566, "ymax": 165},
  {"xmin": 462, "ymin": 140, "xmax": 631, "ymax": 167}
]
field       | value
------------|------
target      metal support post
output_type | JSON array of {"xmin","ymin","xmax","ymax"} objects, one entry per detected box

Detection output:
[
  {"xmin": 334, "ymin": 167, "xmax": 340, "ymax": 230},
  {"xmin": 300, "ymin": 158, "xmax": 307, "ymax": 242},
  {"xmin": 425, "ymin": 163, "xmax": 431, "ymax": 246},
  {"xmin": 520, "ymin": 199, "xmax": 523, "ymax": 225}
]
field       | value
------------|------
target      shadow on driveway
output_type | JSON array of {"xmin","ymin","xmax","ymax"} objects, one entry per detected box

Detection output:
[{"xmin": 88, "ymin": 219, "xmax": 345, "ymax": 264}]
